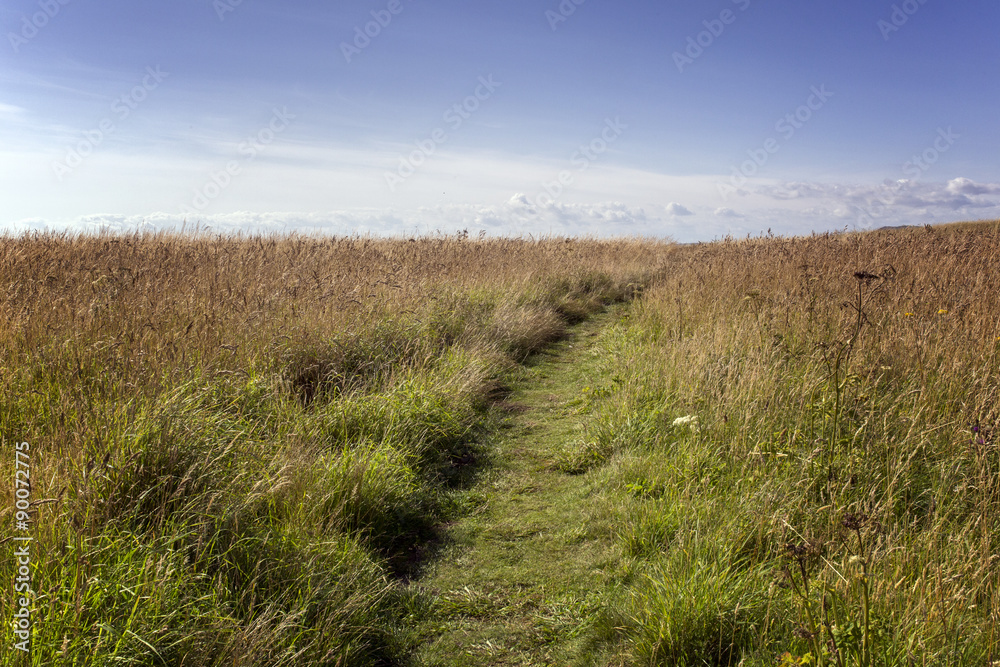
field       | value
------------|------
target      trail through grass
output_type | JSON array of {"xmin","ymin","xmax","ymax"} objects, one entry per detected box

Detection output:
[
  {"xmin": 7, "ymin": 227, "xmax": 997, "ymax": 665},
  {"xmin": 410, "ymin": 311, "xmax": 621, "ymax": 666}
]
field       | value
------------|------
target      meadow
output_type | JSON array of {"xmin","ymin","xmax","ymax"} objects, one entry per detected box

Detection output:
[
  {"xmin": 572, "ymin": 222, "xmax": 1000, "ymax": 665},
  {"xmin": 0, "ymin": 233, "xmax": 662, "ymax": 665},
  {"xmin": 1, "ymin": 224, "xmax": 999, "ymax": 666}
]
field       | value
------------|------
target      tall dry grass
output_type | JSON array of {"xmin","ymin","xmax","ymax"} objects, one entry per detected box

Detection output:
[
  {"xmin": 578, "ymin": 225, "xmax": 1000, "ymax": 665},
  {"xmin": 0, "ymin": 231, "xmax": 668, "ymax": 665}
]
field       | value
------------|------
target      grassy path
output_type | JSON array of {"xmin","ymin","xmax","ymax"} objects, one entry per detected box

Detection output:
[{"xmin": 410, "ymin": 311, "xmax": 622, "ymax": 667}]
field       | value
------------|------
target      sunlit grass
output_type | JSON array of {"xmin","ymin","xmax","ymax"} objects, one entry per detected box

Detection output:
[
  {"xmin": 574, "ymin": 225, "xmax": 1000, "ymax": 665},
  {"xmin": 0, "ymin": 231, "xmax": 663, "ymax": 665},
  {"xmin": 3, "ymin": 224, "xmax": 998, "ymax": 665}
]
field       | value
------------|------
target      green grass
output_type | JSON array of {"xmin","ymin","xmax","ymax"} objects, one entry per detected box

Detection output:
[
  {"xmin": 406, "ymin": 312, "xmax": 629, "ymax": 666},
  {"xmin": 407, "ymin": 231, "xmax": 1000, "ymax": 664},
  {"xmin": 545, "ymin": 232, "xmax": 1000, "ymax": 665},
  {"xmin": 1, "ymin": 257, "xmax": 647, "ymax": 667},
  {"xmin": 5, "ymin": 229, "xmax": 999, "ymax": 666}
]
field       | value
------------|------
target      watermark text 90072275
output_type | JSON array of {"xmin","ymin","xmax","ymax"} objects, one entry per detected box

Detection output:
[{"xmin": 11, "ymin": 441, "xmax": 33, "ymax": 654}]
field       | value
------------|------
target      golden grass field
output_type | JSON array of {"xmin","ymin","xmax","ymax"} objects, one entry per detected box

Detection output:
[
  {"xmin": 1, "ymin": 223, "xmax": 998, "ymax": 665},
  {"xmin": 0, "ymin": 233, "xmax": 665, "ymax": 665},
  {"xmin": 580, "ymin": 223, "xmax": 1000, "ymax": 664}
]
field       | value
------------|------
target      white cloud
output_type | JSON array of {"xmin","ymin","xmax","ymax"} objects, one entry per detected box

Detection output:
[
  {"xmin": 4, "ymin": 200, "xmax": 668, "ymax": 239},
  {"xmin": 0, "ymin": 103, "xmax": 27, "ymax": 117},
  {"xmin": 946, "ymin": 177, "xmax": 1000, "ymax": 196},
  {"xmin": 749, "ymin": 177, "xmax": 1000, "ymax": 228},
  {"xmin": 3, "ymin": 127, "xmax": 998, "ymax": 242}
]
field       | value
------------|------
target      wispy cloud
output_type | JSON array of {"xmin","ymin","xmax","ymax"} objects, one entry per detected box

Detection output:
[
  {"xmin": 754, "ymin": 178, "xmax": 1000, "ymax": 212},
  {"xmin": 2, "ymin": 200, "xmax": 665, "ymax": 239},
  {"xmin": 714, "ymin": 207, "xmax": 743, "ymax": 218},
  {"xmin": 0, "ymin": 102, "xmax": 28, "ymax": 117}
]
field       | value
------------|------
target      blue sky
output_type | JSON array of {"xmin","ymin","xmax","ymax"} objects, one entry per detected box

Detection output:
[{"xmin": 2, "ymin": 0, "xmax": 998, "ymax": 240}]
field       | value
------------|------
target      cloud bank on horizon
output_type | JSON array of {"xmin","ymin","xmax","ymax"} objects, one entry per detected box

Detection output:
[{"xmin": 2, "ymin": 0, "xmax": 998, "ymax": 241}]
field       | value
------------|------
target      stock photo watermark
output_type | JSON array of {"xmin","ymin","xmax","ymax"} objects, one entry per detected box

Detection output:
[
  {"xmin": 7, "ymin": 0, "xmax": 70, "ymax": 53},
  {"xmin": 718, "ymin": 85, "xmax": 834, "ymax": 200},
  {"xmin": 181, "ymin": 107, "xmax": 295, "ymax": 216},
  {"xmin": 51, "ymin": 66, "xmax": 169, "ymax": 181},
  {"xmin": 341, "ymin": 0, "xmax": 411, "ymax": 63},
  {"xmin": 856, "ymin": 126, "xmax": 959, "ymax": 229},
  {"xmin": 214, "ymin": 0, "xmax": 246, "ymax": 21},
  {"xmin": 526, "ymin": 117, "xmax": 627, "ymax": 209},
  {"xmin": 877, "ymin": 0, "xmax": 930, "ymax": 40},
  {"xmin": 11, "ymin": 441, "xmax": 33, "ymax": 654},
  {"xmin": 902, "ymin": 126, "xmax": 959, "ymax": 179},
  {"xmin": 384, "ymin": 75, "xmax": 501, "ymax": 192},
  {"xmin": 546, "ymin": 0, "xmax": 588, "ymax": 31},
  {"xmin": 673, "ymin": 0, "xmax": 751, "ymax": 73}
]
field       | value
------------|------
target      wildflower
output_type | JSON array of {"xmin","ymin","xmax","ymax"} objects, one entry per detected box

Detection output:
[
  {"xmin": 938, "ymin": 309, "xmax": 948, "ymax": 315},
  {"xmin": 904, "ymin": 312, "xmax": 914, "ymax": 317},
  {"xmin": 672, "ymin": 415, "xmax": 700, "ymax": 433}
]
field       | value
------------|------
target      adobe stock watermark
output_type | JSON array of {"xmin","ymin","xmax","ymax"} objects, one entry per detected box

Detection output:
[
  {"xmin": 51, "ymin": 66, "xmax": 169, "ymax": 181},
  {"xmin": 181, "ymin": 107, "xmax": 295, "ymax": 216},
  {"xmin": 718, "ymin": 85, "xmax": 834, "ymax": 201},
  {"xmin": 525, "ymin": 117, "xmax": 627, "ymax": 210},
  {"xmin": 546, "ymin": 0, "xmax": 588, "ymax": 31},
  {"xmin": 7, "ymin": 0, "xmax": 71, "ymax": 53},
  {"xmin": 384, "ymin": 75, "xmax": 501, "ymax": 192},
  {"xmin": 11, "ymin": 441, "xmax": 33, "ymax": 654},
  {"xmin": 673, "ymin": 0, "xmax": 751, "ymax": 73},
  {"xmin": 856, "ymin": 126, "xmax": 959, "ymax": 229},
  {"xmin": 214, "ymin": 0, "xmax": 246, "ymax": 21},
  {"xmin": 341, "ymin": 0, "xmax": 411, "ymax": 63},
  {"xmin": 877, "ymin": 0, "xmax": 930, "ymax": 41}
]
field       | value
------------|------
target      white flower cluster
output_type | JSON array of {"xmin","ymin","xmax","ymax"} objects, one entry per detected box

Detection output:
[{"xmin": 672, "ymin": 415, "xmax": 700, "ymax": 433}]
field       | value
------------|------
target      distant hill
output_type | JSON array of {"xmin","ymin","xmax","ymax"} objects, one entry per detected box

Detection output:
[{"xmin": 879, "ymin": 219, "xmax": 1000, "ymax": 233}]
